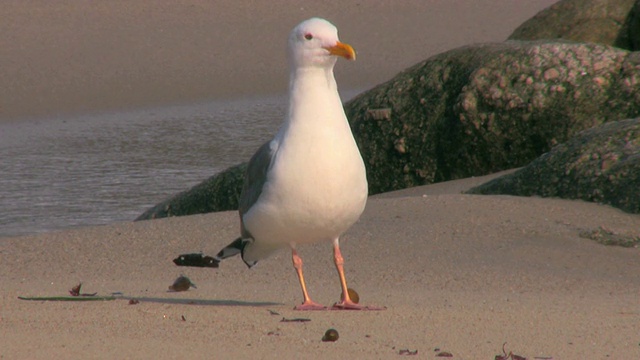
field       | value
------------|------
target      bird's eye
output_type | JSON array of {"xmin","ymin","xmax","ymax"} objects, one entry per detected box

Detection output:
[{"xmin": 304, "ymin": 33, "xmax": 313, "ymax": 40}]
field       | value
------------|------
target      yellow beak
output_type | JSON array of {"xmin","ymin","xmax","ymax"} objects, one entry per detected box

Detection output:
[{"xmin": 325, "ymin": 41, "xmax": 356, "ymax": 61}]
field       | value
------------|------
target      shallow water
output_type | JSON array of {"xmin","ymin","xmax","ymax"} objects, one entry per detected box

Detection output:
[
  {"xmin": 0, "ymin": 90, "xmax": 362, "ymax": 238},
  {"xmin": 0, "ymin": 95, "xmax": 291, "ymax": 238}
]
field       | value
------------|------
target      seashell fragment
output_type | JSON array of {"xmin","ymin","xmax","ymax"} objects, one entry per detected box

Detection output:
[{"xmin": 168, "ymin": 276, "xmax": 196, "ymax": 292}]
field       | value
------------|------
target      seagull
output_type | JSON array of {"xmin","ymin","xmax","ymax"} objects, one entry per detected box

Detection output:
[{"xmin": 211, "ymin": 18, "xmax": 377, "ymax": 310}]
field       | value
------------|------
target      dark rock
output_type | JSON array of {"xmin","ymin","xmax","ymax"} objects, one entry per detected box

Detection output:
[
  {"xmin": 467, "ymin": 118, "xmax": 640, "ymax": 213},
  {"xmin": 347, "ymin": 41, "xmax": 640, "ymax": 194},
  {"xmin": 579, "ymin": 226, "xmax": 640, "ymax": 247},
  {"xmin": 630, "ymin": 1, "xmax": 640, "ymax": 50},
  {"xmin": 135, "ymin": 163, "xmax": 246, "ymax": 220},
  {"xmin": 137, "ymin": 41, "xmax": 640, "ymax": 220},
  {"xmin": 508, "ymin": 0, "xmax": 639, "ymax": 50}
]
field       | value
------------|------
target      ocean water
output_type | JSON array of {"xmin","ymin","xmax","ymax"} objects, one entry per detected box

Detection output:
[
  {"xmin": 0, "ymin": 95, "xmax": 285, "ymax": 238},
  {"xmin": 0, "ymin": 91, "xmax": 361, "ymax": 238}
]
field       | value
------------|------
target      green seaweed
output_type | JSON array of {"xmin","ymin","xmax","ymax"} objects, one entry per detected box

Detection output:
[{"xmin": 18, "ymin": 296, "xmax": 117, "ymax": 301}]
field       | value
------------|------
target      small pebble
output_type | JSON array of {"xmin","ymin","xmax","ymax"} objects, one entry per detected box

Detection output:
[
  {"xmin": 322, "ymin": 328, "xmax": 339, "ymax": 342},
  {"xmin": 169, "ymin": 275, "xmax": 196, "ymax": 292},
  {"xmin": 342, "ymin": 287, "xmax": 359, "ymax": 303},
  {"xmin": 436, "ymin": 351, "xmax": 453, "ymax": 357}
]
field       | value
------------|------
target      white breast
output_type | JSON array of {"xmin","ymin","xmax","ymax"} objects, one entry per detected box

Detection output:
[{"xmin": 243, "ymin": 89, "xmax": 367, "ymax": 246}]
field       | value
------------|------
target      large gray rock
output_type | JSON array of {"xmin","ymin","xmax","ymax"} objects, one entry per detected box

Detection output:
[
  {"xmin": 137, "ymin": 41, "xmax": 640, "ymax": 219},
  {"xmin": 135, "ymin": 163, "xmax": 246, "ymax": 220},
  {"xmin": 508, "ymin": 0, "xmax": 639, "ymax": 50},
  {"xmin": 347, "ymin": 41, "xmax": 640, "ymax": 194},
  {"xmin": 467, "ymin": 118, "xmax": 640, "ymax": 213}
]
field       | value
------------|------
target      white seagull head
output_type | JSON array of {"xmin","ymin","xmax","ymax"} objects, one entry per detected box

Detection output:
[{"xmin": 288, "ymin": 17, "xmax": 356, "ymax": 69}]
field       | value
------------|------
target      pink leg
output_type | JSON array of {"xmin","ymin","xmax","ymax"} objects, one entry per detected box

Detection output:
[
  {"xmin": 292, "ymin": 249, "xmax": 326, "ymax": 310},
  {"xmin": 331, "ymin": 239, "xmax": 385, "ymax": 311},
  {"xmin": 331, "ymin": 240, "xmax": 362, "ymax": 309}
]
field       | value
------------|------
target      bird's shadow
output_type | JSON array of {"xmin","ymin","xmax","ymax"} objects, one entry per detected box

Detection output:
[{"xmin": 123, "ymin": 296, "xmax": 282, "ymax": 307}]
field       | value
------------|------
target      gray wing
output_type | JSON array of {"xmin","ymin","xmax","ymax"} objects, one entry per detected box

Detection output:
[
  {"xmin": 239, "ymin": 139, "xmax": 278, "ymax": 220},
  {"xmin": 211, "ymin": 140, "xmax": 277, "ymax": 268}
]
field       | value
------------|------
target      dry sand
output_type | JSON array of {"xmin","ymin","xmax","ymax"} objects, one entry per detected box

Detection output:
[
  {"xmin": 5, "ymin": 0, "xmax": 640, "ymax": 359},
  {"xmin": 2, "ymin": 174, "xmax": 640, "ymax": 359}
]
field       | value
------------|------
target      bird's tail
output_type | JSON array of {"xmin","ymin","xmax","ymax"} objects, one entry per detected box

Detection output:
[
  {"xmin": 215, "ymin": 237, "xmax": 258, "ymax": 268},
  {"xmin": 216, "ymin": 237, "xmax": 258, "ymax": 268},
  {"xmin": 215, "ymin": 237, "xmax": 245, "ymax": 261}
]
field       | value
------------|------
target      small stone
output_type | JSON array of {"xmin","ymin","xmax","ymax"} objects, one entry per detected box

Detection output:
[
  {"xmin": 593, "ymin": 76, "xmax": 607, "ymax": 86},
  {"xmin": 322, "ymin": 328, "xmax": 339, "ymax": 342},
  {"xmin": 543, "ymin": 68, "xmax": 560, "ymax": 81},
  {"xmin": 366, "ymin": 108, "xmax": 391, "ymax": 121},
  {"xmin": 345, "ymin": 288, "xmax": 359, "ymax": 304},
  {"xmin": 394, "ymin": 138, "xmax": 407, "ymax": 154},
  {"xmin": 168, "ymin": 275, "xmax": 196, "ymax": 292}
]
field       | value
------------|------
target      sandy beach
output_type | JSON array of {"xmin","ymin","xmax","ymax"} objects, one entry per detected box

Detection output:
[
  {"xmin": 3, "ymin": 174, "xmax": 640, "ymax": 359},
  {"xmin": 4, "ymin": 0, "xmax": 640, "ymax": 359}
]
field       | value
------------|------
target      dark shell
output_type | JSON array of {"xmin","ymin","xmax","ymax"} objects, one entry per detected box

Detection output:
[
  {"xmin": 322, "ymin": 328, "xmax": 339, "ymax": 342},
  {"xmin": 168, "ymin": 276, "xmax": 196, "ymax": 292}
]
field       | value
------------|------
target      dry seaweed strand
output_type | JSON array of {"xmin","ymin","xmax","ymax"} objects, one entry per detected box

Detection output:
[
  {"xmin": 495, "ymin": 343, "xmax": 527, "ymax": 360},
  {"xmin": 280, "ymin": 317, "xmax": 311, "ymax": 323},
  {"xmin": 398, "ymin": 349, "xmax": 418, "ymax": 355},
  {"xmin": 69, "ymin": 283, "xmax": 97, "ymax": 297}
]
